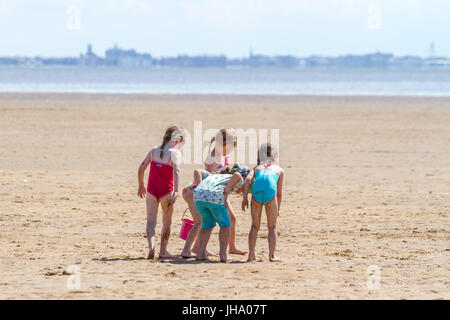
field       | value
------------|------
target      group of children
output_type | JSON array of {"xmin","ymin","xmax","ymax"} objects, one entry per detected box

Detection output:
[{"xmin": 137, "ymin": 126, "xmax": 284, "ymax": 262}]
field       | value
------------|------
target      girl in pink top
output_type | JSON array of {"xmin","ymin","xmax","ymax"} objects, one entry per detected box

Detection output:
[{"xmin": 181, "ymin": 128, "xmax": 246, "ymax": 258}]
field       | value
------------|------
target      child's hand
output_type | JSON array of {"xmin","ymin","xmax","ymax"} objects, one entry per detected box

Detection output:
[
  {"xmin": 169, "ymin": 191, "xmax": 178, "ymax": 205},
  {"xmin": 137, "ymin": 185, "xmax": 146, "ymax": 198},
  {"xmin": 242, "ymin": 198, "xmax": 248, "ymax": 211}
]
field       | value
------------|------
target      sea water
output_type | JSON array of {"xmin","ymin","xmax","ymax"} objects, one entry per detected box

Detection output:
[{"xmin": 0, "ymin": 67, "xmax": 449, "ymax": 96}]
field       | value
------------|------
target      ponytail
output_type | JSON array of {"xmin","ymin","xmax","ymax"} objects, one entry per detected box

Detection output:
[
  {"xmin": 160, "ymin": 140, "xmax": 168, "ymax": 159},
  {"xmin": 159, "ymin": 125, "xmax": 183, "ymax": 160}
]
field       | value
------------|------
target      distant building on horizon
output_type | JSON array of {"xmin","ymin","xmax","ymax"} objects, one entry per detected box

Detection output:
[
  {"xmin": 429, "ymin": 42, "xmax": 436, "ymax": 58},
  {"xmin": 391, "ymin": 55, "xmax": 424, "ymax": 68},
  {"xmin": 334, "ymin": 52, "xmax": 394, "ymax": 68},
  {"xmin": 80, "ymin": 44, "xmax": 104, "ymax": 66},
  {"xmin": 0, "ymin": 44, "xmax": 449, "ymax": 69},
  {"xmin": 105, "ymin": 44, "xmax": 152, "ymax": 67}
]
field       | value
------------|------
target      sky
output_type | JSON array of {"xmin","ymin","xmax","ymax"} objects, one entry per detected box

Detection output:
[{"xmin": 0, "ymin": 0, "xmax": 449, "ymax": 58}]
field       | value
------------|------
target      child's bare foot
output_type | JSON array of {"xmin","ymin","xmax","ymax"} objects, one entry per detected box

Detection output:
[
  {"xmin": 247, "ymin": 254, "xmax": 256, "ymax": 262},
  {"xmin": 181, "ymin": 250, "xmax": 196, "ymax": 259},
  {"xmin": 158, "ymin": 252, "xmax": 175, "ymax": 259},
  {"xmin": 193, "ymin": 249, "xmax": 217, "ymax": 257},
  {"xmin": 147, "ymin": 248, "xmax": 155, "ymax": 260},
  {"xmin": 229, "ymin": 248, "xmax": 247, "ymax": 255},
  {"xmin": 269, "ymin": 255, "xmax": 281, "ymax": 262},
  {"xmin": 220, "ymin": 255, "xmax": 232, "ymax": 263},
  {"xmin": 195, "ymin": 255, "xmax": 208, "ymax": 261}
]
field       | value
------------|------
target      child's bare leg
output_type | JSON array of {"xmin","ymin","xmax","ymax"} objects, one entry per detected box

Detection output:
[
  {"xmin": 193, "ymin": 236, "xmax": 216, "ymax": 256},
  {"xmin": 196, "ymin": 227, "xmax": 213, "ymax": 260},
  {"xmin": 265, "ymin": 200, "xmax": 280, "ymax": 262},
  {"xmin": 219, "ymin": 226, "xmax": 230, "ymax": 262},
  {"xmin": 228, "ymin": 204, "xmax": 246, "ymax": 255},
  {"xmin": 182, "ymin": 190, "xmax": 216, "ymax": 257},
  {"xmin": 192, "ymin": 234, "xmax": 200, "ymax": 253},
  {"xmin": 181, "ymin": 191, "xmax": 201, "ymax": 258},
  {"xmin": 159, "ymin": 195, "xmax": 175, "ymax": 259},
  {"xmin": 248, "ymin": 198, "xmax": 263, "ymax": 262},
  {"xmin": 146, "ymin": 193, "xmax": 159, "ymax": 259}
]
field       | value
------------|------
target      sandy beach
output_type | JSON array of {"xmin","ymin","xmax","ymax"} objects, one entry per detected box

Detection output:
[{"xmin": 0, "ymin": 92, "xmax": 449, "ymax": 299}]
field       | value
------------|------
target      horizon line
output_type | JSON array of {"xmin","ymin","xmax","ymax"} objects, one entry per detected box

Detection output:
[{"xmin": 1, "ymin": 45, "xmax": 448, "ymax": 60}]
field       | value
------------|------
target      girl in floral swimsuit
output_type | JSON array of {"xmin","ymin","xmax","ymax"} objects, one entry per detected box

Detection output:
[
  {"xmin": 180, "ymin": 128, "xmax": 246, "ymax": 258},
  {"xmin": 194, "ymin": 164, "xmax": 250, "ymax": 262}
]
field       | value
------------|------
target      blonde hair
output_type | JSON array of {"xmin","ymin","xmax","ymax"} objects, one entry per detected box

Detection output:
[
  {"xmin": 208, "ymin": 128, "xmax": 237, "ymax": 154},
  {"xmin": 159, "ymin": 125, "xmax": 184, "ymax": 158}
]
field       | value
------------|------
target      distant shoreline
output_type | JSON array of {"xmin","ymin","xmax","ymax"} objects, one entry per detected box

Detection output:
[
  {"xmin": 1, "ymin": 45, "xmax": 449, "ymax": 69},
  {"xmin": 1, "ymin": 65, "xmax": 450, "ymax": 71}
]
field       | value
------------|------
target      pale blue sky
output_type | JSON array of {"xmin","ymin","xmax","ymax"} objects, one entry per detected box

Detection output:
[{"xmin": 1, "ymin": 0, "xmax": 449, "ymax": 58}]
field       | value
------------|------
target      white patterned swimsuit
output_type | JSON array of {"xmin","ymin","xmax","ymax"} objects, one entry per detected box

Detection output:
[{"xmin": 194, "ymin": 173, "xmax": 243, "ymax": 205}]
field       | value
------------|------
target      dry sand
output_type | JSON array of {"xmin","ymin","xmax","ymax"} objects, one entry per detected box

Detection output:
[{"xmin": 0, "ymin": 93, "xmax": 449, "ymax": 299}]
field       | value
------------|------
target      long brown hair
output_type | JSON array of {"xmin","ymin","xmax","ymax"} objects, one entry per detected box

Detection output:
[
  {"xmin": 159, "ymin": 125, "xmax": 184, "ymax": 159},
  {"xmin": 208, "ymin": 128, "xmax": 237, "ymax": 154}
]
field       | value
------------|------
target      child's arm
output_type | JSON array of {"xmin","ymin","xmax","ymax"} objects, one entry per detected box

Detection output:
[
  {"xmin": 241, "ymin": 170, "xmax": 254, "ymax": 211},
  {"xmin": 170, "ymin": 149, "xmax": 182, "ymax": 204},
  {"xmin": 193, "ymin": 169, "xmax": 208, "ymax": 185},
  {"xmin": 276, "ymin": 168, "xmax": 284, "ymax": 216},
  {"xmin": 137, "ymin": 150, "xmax": 153, "ymax": 198},
  {"xmin": 223, "ymin": 172, "xmax": 242, "ymax": 209},
  {"xmin": 204, "ymin": 151, "xmax": 218, "ymax": 173}
]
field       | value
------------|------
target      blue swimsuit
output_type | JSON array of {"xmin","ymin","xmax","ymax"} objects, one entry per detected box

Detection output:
[{"xmin": 251, "ymin": 164, "xmax": 279, "ymax": 205}]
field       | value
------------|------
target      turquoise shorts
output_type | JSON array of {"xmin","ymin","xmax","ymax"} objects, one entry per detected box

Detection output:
[{"xmin": 194, "ymin": 200, "xmax": 230, "ymax": 229}]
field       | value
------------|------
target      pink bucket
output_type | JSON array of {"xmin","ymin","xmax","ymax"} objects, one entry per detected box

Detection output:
[{"xmin": 179, "ymin": 208, "xmax": 194, "ymax": 240}]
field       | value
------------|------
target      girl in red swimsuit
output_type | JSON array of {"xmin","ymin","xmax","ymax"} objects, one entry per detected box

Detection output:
[{"xmin": 138, "ymin": 125, "xmax": 185, "ymax": 259}]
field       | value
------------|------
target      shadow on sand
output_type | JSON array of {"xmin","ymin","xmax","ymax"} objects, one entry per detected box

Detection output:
[
  {"xmin": 93, "ymin": 255, "xmax": 247, "ymax": 264},
  {"xmin": 92, "ymin": 257, "xmax": 147, "ymax": 262}
]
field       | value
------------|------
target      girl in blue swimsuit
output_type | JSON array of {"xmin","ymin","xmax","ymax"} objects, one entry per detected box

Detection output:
[
  {"xmin": 242, "ymin": 143, "xmax": 284, "ymax": 262},
  {"xmin": 251, "ymin": 163, "xmax": 279, "ymax": 205}
]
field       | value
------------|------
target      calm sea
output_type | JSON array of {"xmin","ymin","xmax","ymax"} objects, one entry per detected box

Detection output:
[{"xmin": 1, "ymin": 67, "xmax": 449, "ymax": 96}]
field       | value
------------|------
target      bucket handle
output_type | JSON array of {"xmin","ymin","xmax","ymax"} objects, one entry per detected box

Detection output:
[{"xmin": 181, "ymin": 208, "xmax": 190, "ymax": 221}]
